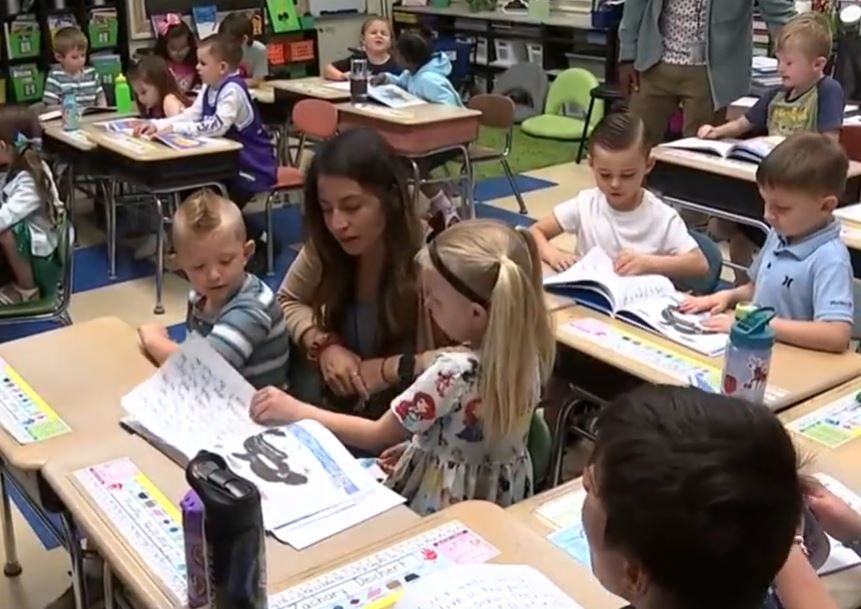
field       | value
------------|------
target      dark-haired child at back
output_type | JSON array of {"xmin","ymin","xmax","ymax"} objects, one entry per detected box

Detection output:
[
  {"xmin": 585, "ymin": 385, "xmax": 811, "ymax": 609},
  {"xmin": 530, "ymin": 112, "xmax": 708, "ymax": 281},
  {"xmin": 681, "ymin": 133, "xmax": 853, "ymax": 353}
]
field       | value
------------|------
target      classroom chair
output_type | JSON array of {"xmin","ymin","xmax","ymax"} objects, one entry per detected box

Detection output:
[
  {"xmin": 840, "ymin": 125, "xmax": 861, "ymax": 162},
  {"xmin": 676, "ymin": 230, "xmax": 723, "ymax": 295},
  {"xmin": 521, "ymin": 68, "xmax": 603, "ymax": 143},
  {"xmin": 492, "ymin": 63, "xmax": 549, "ymax": 124},
  {"xmin": 0, "ymin": 213, "xmax": 74, "ymax": 327},
  {"xmin": 575, "ymin": 83, "xmax": 625, "ymax": 163},
  {"xmin": 264, "ymin": 99, "xmax": 339, "ymax": 275},
  {"xmin": 529, "ymin": 408, "xmax": 553, "ymax": 491},
  {"xmin": 464, "ymin": 94, "xmax": 528, "ymax": 214}
]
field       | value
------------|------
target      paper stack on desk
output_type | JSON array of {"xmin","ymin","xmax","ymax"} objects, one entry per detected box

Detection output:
[{"xmin": 121, "ymin": 338, "xmax": 405, "ymax": 548}]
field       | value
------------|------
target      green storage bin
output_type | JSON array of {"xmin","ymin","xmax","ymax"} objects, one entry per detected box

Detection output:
[
  {"xmin": 91, "ymin": 55, "xmax": 122, "ymax": 86},
  {"xmin": 430, "ymin": 0, "xmax": 452, "ymax": 6},
  {"xmin": 88, "ymin": 18, "xmax": 118, "ymax": 50},
  {"xmin": 7, "ymin": 23, "xmax": 40, "ymax": 60},
  {"xmin": 10, "ymin": 65, "xmax": 43, "ymax": 102},
  {"xmin": 0, "ymin": 79, "xmax": 6, "ymax": 105}
]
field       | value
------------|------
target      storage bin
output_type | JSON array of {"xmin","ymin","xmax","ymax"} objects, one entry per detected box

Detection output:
[
  {"xmin": 526, "ymin": 42, "xmax": 543, "ymax": 66},
  {"xmin": 289, "ymin": 39, "xmax": 315, "ymax": 62},
  {"xmin": 88, "ymin": 16, "xmax": 118, "ymax": 49}
]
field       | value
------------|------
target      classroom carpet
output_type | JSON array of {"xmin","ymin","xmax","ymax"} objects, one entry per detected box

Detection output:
[{"xmin": 0, "ymin": 172, "xmax": 560, "ymax": 550}]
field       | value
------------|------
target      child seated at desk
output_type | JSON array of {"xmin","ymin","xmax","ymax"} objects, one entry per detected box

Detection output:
[
  {"xmin": 250, "ymin": 220, "xmax": 556, "ymax": 515},
  {"xmin": 153, "ymin": 15, "xmax": 199, "ymax": 95},
  {"xmin": 219, "ymin": 12, "xmax": 268, "ymax": 89},
  {"xmin": 0, "ymin": 107, "xmax": 64, "ymax": 305},
  {"xmin": 530, "ymin": 112, "xmax": 709, "ymax": 280},
  {"xmin": 42, "ymin": 26, "xmax": 107, "ymax": 108},
  {"xmin": 681, "ymin": 133, "xmax": 854, "ymax": 353},
  {"xmin": 128, "ymin": 55, "xmax": 189, "ymax": 118},
  {"xmin": 584, "ymin": 385, "xmax": 839, "ymax": 609},
  {"xmin": 323, "ymin": 17, "xmax": 401, "ymax": 81},
  {"xmin": 375, "ymin": 31, "xmax": 466, "ymax": 234},
  {"xmin": 699, "ymin": 14, "xmax": 843, "ymax": 142},
  {"xmin": 138, "ymin": 190, "xmax": 289, "ymax": 389},
  {"xmin": 137, "ymin": 33, "xmax": 277, "ymax": 269}
]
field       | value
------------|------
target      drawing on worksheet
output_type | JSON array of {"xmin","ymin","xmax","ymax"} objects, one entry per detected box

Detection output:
[
  {"xmin": 267, "ymin": 521, "xmax": 500, "ymax": 609},
  {"xmin": 561, "ymin": 318, "xmax": 787, "ymax": 405},
  {"xmin": 536, "ymin": 489, "xmax": 592, "ymax": 570},
  {"xmin": 73, "ymin": 458, "xmax": 187, "ymax": 606},
  {"xmin": 787, "ymin": 392, "xmax": 861, "ymax": 448},
  {"xmin": 0, "ymin": 357, "xmax": 70, "ymax": 443},
  {"xmin": 121, "ymin": 338, "xmax": 404, "ymax": 548},
  {"xmin": 396, "ymin": 564, "xmax": 584, "ymax": 609}
]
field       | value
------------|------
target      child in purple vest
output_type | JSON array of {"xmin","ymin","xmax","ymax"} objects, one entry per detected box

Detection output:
[{"xmin": 137, "ymin": 33, "xmax": 277, "ymax": 270}]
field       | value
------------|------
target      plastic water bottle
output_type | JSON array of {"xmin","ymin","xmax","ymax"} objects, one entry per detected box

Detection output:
[
  {"xmin": 114, "ymin": 74, "xmax": 133, "ymax": 113},
  {"xmin": 720, "ymin": 306, "xmax": 776, "ymax": 404},
  {"xmin": 62, "ymin": 93, "xmax": 79, "ymax": 131},
  {"xmin": 186, "ymin": 450, "xmax": 267, "ymax": 609}
]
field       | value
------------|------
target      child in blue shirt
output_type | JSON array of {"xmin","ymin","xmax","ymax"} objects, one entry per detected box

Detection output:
[
  {"xmin": 681, "ymin": 133, "xmax": 853, "ymax": 353},
  {"xmin": 584, "ymin": 385, "xmax": 814, "ymax": 609},
  {"xmin": 376, "ymin": 31, "xmax": 463, "ymax": 233}
]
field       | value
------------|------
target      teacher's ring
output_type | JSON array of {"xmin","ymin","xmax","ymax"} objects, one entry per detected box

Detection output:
[{"xmin": 351, "ymin": 371, "xmax": 360, "ymax": 377}]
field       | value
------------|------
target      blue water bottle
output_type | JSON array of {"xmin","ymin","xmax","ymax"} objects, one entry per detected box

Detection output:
[
  {"xmin": 62, "ymin": 93, "xmax": 79, "ymax": 131},
  {"xmin": 720, "ymin": 306, "xmax": 776, "ymax": 404}
]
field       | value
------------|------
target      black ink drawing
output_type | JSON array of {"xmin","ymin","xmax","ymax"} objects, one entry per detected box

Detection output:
[
  {"xmin": 231, "ymin": 429, "xmax": 309, "ymax": 485},
  {"xmin": 658, "ymin": 304, "xmax": 714, "ymax": 336}
]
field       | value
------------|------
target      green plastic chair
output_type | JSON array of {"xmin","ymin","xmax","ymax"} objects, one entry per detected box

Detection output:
[
  {"xmin": 521, "ymin": 68, "xmax": 603, "ymax": 141},
  {"xmin": 528, "ymin": 408, "xmax": 553, "ymax": 491},
  {"xmin": 0, "ymin": 214, "xmax": 74, "ymax": 327}
]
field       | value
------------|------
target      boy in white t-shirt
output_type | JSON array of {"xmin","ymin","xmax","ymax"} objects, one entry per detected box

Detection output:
[{"xmin": 530, "ymin": 112, "xmax": 709, "ymax": 281}]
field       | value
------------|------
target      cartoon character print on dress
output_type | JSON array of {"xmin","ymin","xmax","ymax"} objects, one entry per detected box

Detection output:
[
  {"xmin": 393, "ymin": 391, "xmax": 437, "ymax": 429},
  {"xmin": 231, "ymin": 429, "xmax": 309, "ymax": 485},
  {"xmin": 455, "ymin": 398, "xmax": 484, "ymax": 442}
]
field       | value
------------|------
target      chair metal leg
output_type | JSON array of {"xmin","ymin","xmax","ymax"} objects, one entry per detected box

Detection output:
[
  {"xmin": 66, "ymin": 163, "xmax": 78, "ymax": 246},
  {"xmin": 0, "ymin": 470, "xmax": 21, "ymax": 577},
  {"xmin": 103, "ymin": 179, "xmax": 117, "ymax": 279},
  {"xmin": 103, "ymin": 559, "xmax": 115, "ymax": 609},
  {"xmin": 57, "ymin": 311, "xmax": 73, "ymax": 327},
  {"xmin": 500, "ymin": 158, "xmax": 528, "ymax": 215},
  {"xmin": 576, "ymin": 97, "xmax": 597, "ymax": 164},
  {"xmin": 548, "ymin": 397, "xmax": 581, "ymax": 488},
  {"xmin": 408, "ymin": 159, "xmax": 422, "ymax": 210},
  {"xmin": 459, "ymin": 145, "xmax": 475, "ymax": 219},
  {"xmin": 153, "ymin": 196, "xmax": 166, "ymax": 315},
  {"xmin": 61, "ymin": 512, "xmax": 87, "ymax": 609},
  {"xmin": 265, "ymin": 192, "xmax": 275, "ymax": 277}
]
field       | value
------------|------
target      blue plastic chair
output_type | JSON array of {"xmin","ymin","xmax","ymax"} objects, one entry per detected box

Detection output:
[{"xmin": 677, "ymin": 230, "xmax": 723, "ymax": 295}]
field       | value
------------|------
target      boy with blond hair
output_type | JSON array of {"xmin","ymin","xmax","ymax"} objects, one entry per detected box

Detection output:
[
  {"xmin": 681, "ymin": 133, "xmax": 853, "ymax": 353},
  {"xmin": 699, "ymin": 14, "xmax": 844, "ymax": 141},
  {"xmin": 138, "ymin": 190, "xmax": 289, "ymax": 388},
  {"xmin": 43, "ymin": 26, "xmax": 106, "ymax": 107}
]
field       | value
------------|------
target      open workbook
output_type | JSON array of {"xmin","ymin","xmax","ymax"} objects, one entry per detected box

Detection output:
[
  {"xmin": 660, "ymin": 135, "xmax": 784, "ymax": 164},
  {"xmin": 543, "ymin": 247, "xmax": 728, "ymax": 356},
  {"xmin": 121, "ymin": 338, "xmax": 404, "ymax": 549},
  {"xmin": 368, "ymin": 83, "xmax": 425, "ymax": 108},
  {"xmin": 93, "ymin": 118, "xmax": 208, "ymax": 151}
]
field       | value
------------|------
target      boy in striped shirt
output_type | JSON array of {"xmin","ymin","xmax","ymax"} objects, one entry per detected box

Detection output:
[
  {"xmin": 43, "ymin": 27, "xmax": 107, "ymax": 108},
  {"xmin": 137, "ymin": 190, "xmax": 289, "ymax": 389}
]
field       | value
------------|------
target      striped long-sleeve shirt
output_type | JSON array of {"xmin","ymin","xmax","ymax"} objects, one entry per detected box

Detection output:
[
  {"xmin": 42, "ymin": 66, "xmax": 106, "ymax": 107},
  {"xmin": 187, "ymin": 273, "xmax": 289, "ymax": 389}
]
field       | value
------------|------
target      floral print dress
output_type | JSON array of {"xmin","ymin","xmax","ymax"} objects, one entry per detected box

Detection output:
[{"xmin": 386, "ymin": 351, "xmax": 535, "ymax": 515}]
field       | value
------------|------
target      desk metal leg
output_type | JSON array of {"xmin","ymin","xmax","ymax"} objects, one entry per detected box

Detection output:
[
  {"xmin": 61, "ymin": 512, "xmax": 87, "ymax": 609},
  {"xmin": 458, "ymin": 144, "xmax": 475, "ymax": 219},
  {"xmin": 66, "ymin": 163, "xmax": 78, "ymax": 246},
  {"xmin": 153, "ymin": 195, "xmax": 166, "ymax": 315},
  {"xmin": 103, "ymin": 179, "xmax": 118, "ymax": 280},
  {"xmin": 103, "ymin": 559, "xmax": 115, "ymax": 609},
  {"xmin": 0, "ymin": 470, "xmax": 21, "ymax": 577}
]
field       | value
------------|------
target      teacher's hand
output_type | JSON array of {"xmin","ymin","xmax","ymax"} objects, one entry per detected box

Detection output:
[
  {"xmin": 319, "ymin": 345, "xmax": 369, "ymax": 398},
  {"xmin": 618, "ymin": 62, "xmax": 639, "ymax": 98}
]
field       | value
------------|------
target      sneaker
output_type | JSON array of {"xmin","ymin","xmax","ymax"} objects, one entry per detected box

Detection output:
[{"xmin": 0, "ymin": 283, "xmax": 39, "ymax": 305}]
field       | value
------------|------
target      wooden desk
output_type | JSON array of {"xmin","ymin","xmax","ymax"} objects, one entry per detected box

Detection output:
[
  {"xmin": 554, "ymin": 306, "xmax": 861, "ymax": 411},
  {"xmin": 269, "ymin": 501, "xmax": 619, "ymax": 609},
  {"xmin": 42, "ymin": 434, "xmax": 421, "ymax": 609},
  {"xmin": 336, "ymin": 102, "xmax": 481, "ymax": 156},
  {"xmin": 269, "ymin": 77, "xmax": 352, "ymax": 102},
  {"xmin": 82, "ymin": 126, "xmax": 241, "ymax": 163}
]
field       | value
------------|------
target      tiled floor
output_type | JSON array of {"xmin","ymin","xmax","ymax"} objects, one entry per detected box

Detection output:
[{"xmin": 0, "ymin": 160, "xmax": 596, "ymax": 609}]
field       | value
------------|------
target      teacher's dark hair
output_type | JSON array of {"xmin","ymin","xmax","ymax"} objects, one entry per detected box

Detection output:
[{"xmin": 303, "ymin": 128, "xmax": 423, "ymax": 351}]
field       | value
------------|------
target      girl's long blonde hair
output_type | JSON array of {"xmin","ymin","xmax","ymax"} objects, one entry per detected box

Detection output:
[{"xmin": 420, "ymin": 219, "xmax": 556, "ymax": 439}]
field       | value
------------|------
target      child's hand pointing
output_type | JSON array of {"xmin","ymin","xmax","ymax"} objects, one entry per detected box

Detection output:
[{"xmin": 250, "ymin": 387, "xmax": 309, "ymax": 424}]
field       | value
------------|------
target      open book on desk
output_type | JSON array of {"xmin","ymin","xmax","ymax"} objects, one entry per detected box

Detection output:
[
  {"xmin": 120, "ymin": 338, "xmax": 405, "ymax": 549},
  {"xmin": 543, "ymin": 247, "xmax": 728, "ymax": 357},
  {"xmin": 94, "ymin": 119, "xmax": 209, "ymax": 151},
  {"xmin": 38, "ymin": 105, "xmax": 116, "ymax": 123},
  {"xmin": 660, "ymin": 135, "xmax": 784, "ymax": 164}
]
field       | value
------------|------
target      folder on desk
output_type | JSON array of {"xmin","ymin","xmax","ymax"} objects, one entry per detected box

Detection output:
[{"xmin": 543, "ymin": 247, "xmax": 728, "ymax": 357}]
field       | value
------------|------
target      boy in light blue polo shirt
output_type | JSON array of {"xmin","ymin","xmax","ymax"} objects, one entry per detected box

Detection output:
[{"xmin": 681, "ymin": 133, "xmax": 853, "ymax": 353}]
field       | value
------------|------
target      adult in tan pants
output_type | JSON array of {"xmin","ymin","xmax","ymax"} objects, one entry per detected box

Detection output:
[{"xmin": 618, "ymin": 0, "xmax": 796, "ymax": 143}]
